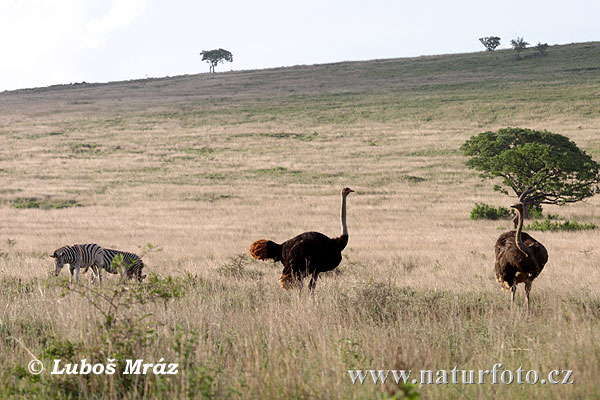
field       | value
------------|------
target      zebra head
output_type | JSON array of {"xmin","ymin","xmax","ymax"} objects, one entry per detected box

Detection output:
[{"xmin": 50, "ymin": 247, "xmax": 67, "ymax": 276}]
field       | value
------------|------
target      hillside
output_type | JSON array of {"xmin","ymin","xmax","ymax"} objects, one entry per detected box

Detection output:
[
  {"xmin": 3, "ymin": 41, "xmax": 600, "ymax": 108},
  {"xmin": 1, "ymin": 42, "xmax": 599, "ymax": 399}
]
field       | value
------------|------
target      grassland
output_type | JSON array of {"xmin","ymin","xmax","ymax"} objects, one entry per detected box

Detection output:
[{"xmin": 1, "ymin": 42, "xmax": 600, "ymax": 399}]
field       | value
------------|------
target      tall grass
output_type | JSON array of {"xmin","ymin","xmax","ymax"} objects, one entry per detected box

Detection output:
[{"xmin": 0, "ymin": 42, "xmax": 599, "ymax": 398}]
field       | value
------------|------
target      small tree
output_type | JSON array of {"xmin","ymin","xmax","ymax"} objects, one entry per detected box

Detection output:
[
  {"xmin": 199, "ymin": 48, "xmax": 233, "ymax": 73},
  {"xmin": 461, "ymin": 127, "xmax": 600, "ymax": 225},
  {"xmin": 479, "ymin": 36, "xmax": 501, "ymax": 51},
  {"xmin": 535, "ymin": 42, "xmax": 549, "ymax": 57},
  {"xmin": 510, "ymin": 37, "xmax": 529, "ymax": 59}
]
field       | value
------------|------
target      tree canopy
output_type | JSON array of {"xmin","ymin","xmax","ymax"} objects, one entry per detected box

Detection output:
[
  {"xmin": 200, "ymin": 48, "xmax": 233, "ymax": 73},
  {"xmin": 510, "ymin": 37, "xmax": 529, "ymax": 59},
  {"xmin": 535, "ymin": 42, "xmax": 549, "ymax": 57},
  {"xmin": 479, "ymin": 36, "xmax": 501, "ymax": 51},
  {"xmin": 460, "ymin": 127, "xmax": 600, "ymax": 206}
]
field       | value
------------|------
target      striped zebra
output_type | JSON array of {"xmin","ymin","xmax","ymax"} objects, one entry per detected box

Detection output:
[
  {"xmin": 91, "ymin": 248, "xmax": 146, "ymax": 283},
  {"xmin": 50, "ymin": 243, "xmax": 106, "ymax": 285}
]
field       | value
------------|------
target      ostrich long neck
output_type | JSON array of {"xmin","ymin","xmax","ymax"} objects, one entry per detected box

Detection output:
[
  {"xmin": 515, "ymin": 206, "xmax": 541, "ymax": 271},
  {"xmin": 340, "ymin": 193, "xmax": 348, "ymax": 236}
]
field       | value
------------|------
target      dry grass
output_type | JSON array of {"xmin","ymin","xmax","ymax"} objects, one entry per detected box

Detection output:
[{"xmin": 1, "ymin": 42, "xmax": 600, "ymax": 398}]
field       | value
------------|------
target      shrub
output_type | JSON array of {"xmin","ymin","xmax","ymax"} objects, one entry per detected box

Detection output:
[
  {"xmin": 525, "ymin": 218, "xmax": 597, "ymax": 231},
  {"xmin": 12, "ymin": 197, "xmax": 80, "ymax": 209},
  {"xmin": 470, "ymin": 203, "xmax": 514, "ymax": 220},
  {"xmin": 217, "ymin": 255, "xmax": 263, "ymax": 279},
  {"xmin": 535, "ymin": 42, "xmax": 549, "ymax": 57}
]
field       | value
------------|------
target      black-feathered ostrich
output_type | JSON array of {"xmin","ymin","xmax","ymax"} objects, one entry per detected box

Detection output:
[
  {"xmin": 249, "ymin": 187, "xmax": 354, "ymax": 292},
  {"xmin": 495, "ymin": 188, "xmax": 548, "ymax": 310}
]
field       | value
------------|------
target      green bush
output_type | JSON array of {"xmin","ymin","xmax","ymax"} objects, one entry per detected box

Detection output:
[
  {"xmin": 527, "ymin": 205, "xmax": 544, "ymax": 219},
  {"xmin": 12, "ymin": 197, "xmax": 80, "ymax": 209},
  {"xmin": 470, "ymin": 203, "xmax": 514, "ymax": 220},
  {"xmin": 525, "ymin": 218, "xmax": 597, "ymax": 231}
]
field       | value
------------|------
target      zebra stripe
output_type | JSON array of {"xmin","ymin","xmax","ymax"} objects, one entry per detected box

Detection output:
[
  {"xmin": 98, "ymin": 248, "xmax": 146, "ymax": 282},
  {"xmin": 51, "ymin": 243, "xmax": 105, "ymax": 285}
]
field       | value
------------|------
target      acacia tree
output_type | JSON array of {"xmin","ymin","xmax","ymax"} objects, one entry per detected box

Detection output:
[
  {"xmin": 479, "ymin": 36, "xmax": 501, "ymax": 51},
  {"xmin": 535, "ymin": 42, "xmax": 549, "ymax": 57},
  {"xmin": 510, "ymin": 37, "xmax": 529, "ymax": 59},
  {"xmin": 461, "ymin": 127, "xmax": 600, "ymax": 224},
  {"xmin": 200, "ymin": 48, "xmax": 233, "ymax": 73}
]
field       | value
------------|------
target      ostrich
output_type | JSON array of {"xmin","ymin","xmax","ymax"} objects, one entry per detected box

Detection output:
[
  {"xmin": 494, "ymin": 189, "xmax": 548, "ymax": 310},
  {"xmin": 249, "ymin": 187, "xmax": 354, "ymax": 293}
]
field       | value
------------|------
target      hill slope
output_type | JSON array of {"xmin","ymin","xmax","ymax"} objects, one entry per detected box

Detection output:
[
  {"xmin": 3, "ymin": 41, "xmax": 600, "ymax": 104},
  {"xmin": 2, "ymin": 42, "xmax": 600, "ymax": 139}
]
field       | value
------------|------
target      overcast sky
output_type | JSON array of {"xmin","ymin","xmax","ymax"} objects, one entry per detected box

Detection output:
[{"xmin": 1, "ymin": 0, "xmax": 598, "ymax": 92}]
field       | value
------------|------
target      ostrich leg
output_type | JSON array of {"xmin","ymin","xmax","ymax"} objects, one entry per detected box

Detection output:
[
  {"xmin": 525, "ymin": 280, "xmax": 532, "ymax": 312},
  {"xmin": 297, "ymin": 258, "xmax": 310, "ymax": 298},
  {"xmin": 297, "ymin": 273, "xmax": 303, "ymax": 297},
  {"xmin": 308, "ymin": 271, "xmax": 319, "ymax": 294},
  {"xmin": 511, "ymin": 285, "xmax": 517, "ymax": 304}
]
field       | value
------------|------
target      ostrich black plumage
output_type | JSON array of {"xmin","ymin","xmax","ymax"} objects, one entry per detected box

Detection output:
[{"xmin": 250, "ymin": 187, "xmax": 354, "ymax": 292}]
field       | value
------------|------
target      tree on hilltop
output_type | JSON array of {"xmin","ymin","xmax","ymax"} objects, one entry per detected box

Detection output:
[
  {"xmin": 479, "ymin": 36, "xmax": 501, "ymax": 51},
  {"xmin": 200, "ymin": 49, "xmax": 233, "ymax": 73},
  {"xmin": 535, "ymin": 42, "xmax": 549, "ymax": 57},
  {"xmin": 510, "ymin": 37, "xmax": 529, "ymax": 59}
]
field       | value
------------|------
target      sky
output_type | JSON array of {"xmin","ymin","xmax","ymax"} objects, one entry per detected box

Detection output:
[{"xmin": 0, "ymin": 0, "xmax": 599, "ymax": 92}]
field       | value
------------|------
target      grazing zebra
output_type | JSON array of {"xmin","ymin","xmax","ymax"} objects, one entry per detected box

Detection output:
[
  {"xmin": 50, "ymin": 243, "xmax": 106, "ymax": 285},
  {"xmin": 90, "ymin": 248, "xmax": 146, "ymax": 283}
]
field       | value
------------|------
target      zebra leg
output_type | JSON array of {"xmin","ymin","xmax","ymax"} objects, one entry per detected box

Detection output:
[
  {"xmin": 89, "ymin": 266, "xmax": 96, "ymax": 285},
  {"xmin": 136, "ymin": 261, "xmax": 146, "ymax": 282},
  {"xmin": 74, "ymin": 258, "xmax": 84, "ymax": 285},
  {"xmin": 136, "ymin": 266, "xmax": 144, "ymax": 282},
  {"xmin": 95, "ymin": 261, "xmax": 103, "ymax": 285},
  {"xmin": 90, "ymin": 265, "xmax": 102, "ymax": 285},
  {"xmin": 69, "ymin": 266, "xmax": 75, "ymax": 285}
]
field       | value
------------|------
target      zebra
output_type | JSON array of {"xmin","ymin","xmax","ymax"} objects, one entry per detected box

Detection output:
[
  {"xmin": 50, "ymin": 243, "xmax": 106, "ymax": 285},
  {"xmin": 90, "ymin": 248, "xmax": 147, "ymax": 283}
]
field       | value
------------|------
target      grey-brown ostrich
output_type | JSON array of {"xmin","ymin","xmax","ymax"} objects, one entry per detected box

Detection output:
[
  {"xmin": 249, "ymin": 187, "xmax": 354, "ymax": 293},
  {"xmin": 494, "ymin": 189, "xmax": 548, "ymax": 310}
]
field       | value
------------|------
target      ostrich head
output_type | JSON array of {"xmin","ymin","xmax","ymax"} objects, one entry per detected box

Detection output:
[
  {"xmin": 341, "ymin": 187, "xmax": 354, "ymax": 196},
  {"xmin": 510, "ymin": 202, "xmax": 525, "ymax": 212}
]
